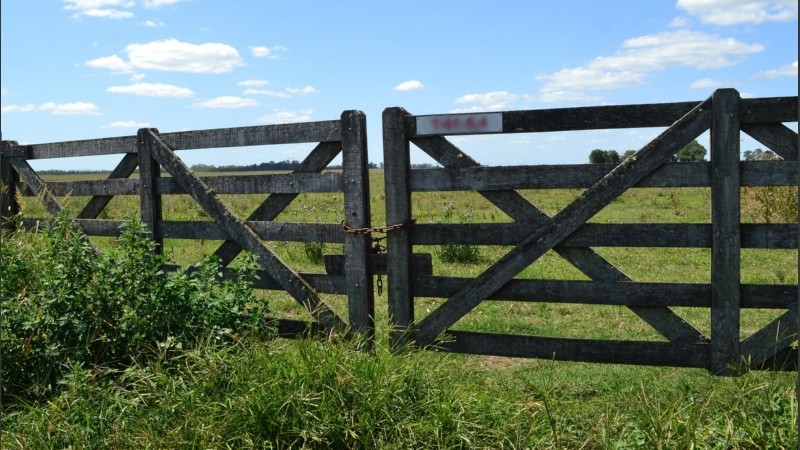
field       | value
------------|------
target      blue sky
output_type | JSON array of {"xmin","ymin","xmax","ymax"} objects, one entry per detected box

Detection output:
[{"xmin": 1, "ymin": 0, "xmax": 797, "ymax": 170}]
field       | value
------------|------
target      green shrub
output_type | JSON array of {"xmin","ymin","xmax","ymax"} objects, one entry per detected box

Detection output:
[
  {"xmin": 742, "ymin": 186, "xmax": 798, "ymax": 224},
  {"xmin": 1, "ymin": 214, "xmax": 269, "ymax": 403},
  {"xmin": 435, "ymin": 202, "xmax": 483, "ymax": 264}
]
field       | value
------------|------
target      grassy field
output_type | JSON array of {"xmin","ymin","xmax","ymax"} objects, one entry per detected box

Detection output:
[{"xmin": 2, "ymin": 168, "xmax": 797, "ymax": 448}]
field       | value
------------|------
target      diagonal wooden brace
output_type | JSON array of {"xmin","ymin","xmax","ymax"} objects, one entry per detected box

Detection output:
[
  {"xmin": 142, "ymin": 129, "xmax": 346, "ymax": 332},
  {"xmin": 212, "ymin": 141, "xmax": 341, "ymax": 266},
  {"xmin": 8, "ymin": 156, "xmax": 101, "ymax": 255},
  {"xmin": 415, "ymin": 99, "xmax": 712, "ymax": 346},
  {"xmin": 738, "ymin": 304, "xmax": 797, "ymax": 369},
  {"xmin": 413, "ymin": 134, "xmax": 706, "ymax": 343},
  {"xmin": 78, "ymin": 153, "xmax": 139, "ymax": 219}
]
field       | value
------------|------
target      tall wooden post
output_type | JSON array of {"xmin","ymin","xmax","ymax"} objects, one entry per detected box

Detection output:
[
  {"xmin": 383, "ymin": 107, "xmax": 414, "ymax": 350},
  {"xmin": 137, "ymin": 128, "xmax": 163, "ymax": 253},
  {"xmin": 341, "ymin": 110, "xmax": 374, "ymax": 346},
  {"xmin": 0, "ymin": 139, "xmax": 21, "ymax": 230},
  {"xmin": 710, "ymin": 88, "xmax": 741, "ymax": 374}
]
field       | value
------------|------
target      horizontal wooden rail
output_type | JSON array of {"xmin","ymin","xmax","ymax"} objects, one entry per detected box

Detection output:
[
  {"xmin": 21, "ymin": 218, "xmax": 348, "ymax": 243},
  {"xmin": 18, "ymin": 121, "xmax": 343, "ymax": 160},
  {"xmin": 35, "ymin": 172, "xmax": 343, "ymax": 196},
  {"xmin": 21, "ymin": 219, "xmax": 796, "ymax": 249},
  {"xmin": 436, "ymin": 331, "xmax": 710, "ymax": 368},
  {"xmin": 411, "ymin": 223, "xmax": 796, "ymax": 248},
  {"xmin": 411, "ymin": 276, "xmax": 794, "ymax": 309},
  {"xmin": 409, "ymin": 161, "xmax": 796, "ymax": 191},
  {"xmin": 404, "ymin": 96, "xmax": 797, "ymax": 137}
]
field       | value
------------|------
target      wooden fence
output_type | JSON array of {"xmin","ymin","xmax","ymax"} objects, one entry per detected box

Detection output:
[
  {"xmin": 382, "ymin": 89, "xmax": 798, "ymax": 374},
  {"xmin": 2, "ymin": 90, "xmax": 798, "ymax": 373},
  {"xmin": 1, "ymin": 111, "xmax": 375, "ymax": 342}
]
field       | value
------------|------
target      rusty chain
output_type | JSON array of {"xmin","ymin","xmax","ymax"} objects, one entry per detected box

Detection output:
[{"xmin": 340, "ymin": 219, "xmax": 415, "ymax": 296}]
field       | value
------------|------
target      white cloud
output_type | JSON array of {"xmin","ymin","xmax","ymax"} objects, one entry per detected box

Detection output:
[
  {"xmin": 107, "ymin": 82, "xmax": 194, "ymax": 97},
  {"xmin": 130, "ymin": 73, "xmax": 146, "ymax": 81},
  {"xmin": 755, "ymin": 60, "xmax": 798, "ymax": 78},
  {"xmin": 256, "ymin": 109, "xmax": 314, "ymax": 124},
  {"xmin": 452, "ymin": 91, "xmax": 519, "ymax": 112},
  {"xmin": 124, "ymin": 39, "xmax": 244, "ymax": 73},
  {"xmin": 689, "ymin": 78, "xmax": 732, "ymax": 89},
  {"xmin": 0, "ymin": 87, "xmax": 7, "ymax": 96},
  {"xmin": 669, "ymin": 16, "xmax": 693, "ymax": 27},
  {"xmin": 63, "ymin": 0, "xmax": 135, "ymax": 19},
  {"xmin": 242, "ymin": 89, "xmax": 291, "ymax": 98},
  {"xmin": 250, "ymin": 45, "xmax": 287, "ymax": 59},
  {"xmin": 238, "ymin": 79, "xmax": 269, "ymax": 87},
  {"xmin": 86, "ymin": 54, "xmax": 133, "ymax": 73},
  {"xmin": 537, "ymin": 30, "xmax": 763, "ymax": 103},
  {"xmin": 677, "ymin": 0, "xmax": 797, "ymax": 25},
  {"xmin": 285, "ymin": 86, "xmax": 318, "ymax": 95},
  {"xmin": 142, "ymin": 0, "xmax": 189, "ymax": 9},
  {"xmin": 393, "ymin": 80, "xmax": 424, "ymax": 92},
  {"xmin": 1, "ymin": 101, "xmax": 101, "ymax": 115},
  {"xmin": 191, "ymin": 96, "xmax": 258, "ymax": 108},
  {"xmin": 102, "ymin": 120, "xmax": 151, "ymax": 128},
  {"xmin": 142, "ymin": 20, "xmax": 163, "ymax": 27},
  {"xmin": 250, "ymin": 46, "xmax": 271, "ymax": 58}
]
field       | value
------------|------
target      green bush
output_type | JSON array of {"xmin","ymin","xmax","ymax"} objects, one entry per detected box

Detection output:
[
  {"xmin": 435, "ymin": 202, "xmax": 483, "ymax": 264},
  {"xmin": 1, "ymin": 214, "xmax": 269, "ymax": 403}
]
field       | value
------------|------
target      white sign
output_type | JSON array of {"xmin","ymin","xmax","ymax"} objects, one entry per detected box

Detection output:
[{"xmin": 416, "ymin": 113, "xmax": 503, "ymax": 136}]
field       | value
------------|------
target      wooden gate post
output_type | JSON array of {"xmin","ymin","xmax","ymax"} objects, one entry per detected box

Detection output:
[
  {"xmin": 0, "ymin": 140, "xmax": 21, "ymax": 230},
  {"xmin": 710, "ymin": 88, "xmax": 742, "ymax": 374},
  {"xmin": 137, "ymin": 128, "xmax": 164, "ymax": 253},
  {"xmin": 341, "ymin": 110, "xmax": 375, "ymax": 344},
  {"xmin": 383, "ymin": 107, "xmax": 414, "ymax": 350}
]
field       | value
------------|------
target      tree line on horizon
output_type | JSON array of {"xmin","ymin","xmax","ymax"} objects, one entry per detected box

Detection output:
[{"xmin": 588, "ymin": 140, "xmax": 709, "ymax": 164}]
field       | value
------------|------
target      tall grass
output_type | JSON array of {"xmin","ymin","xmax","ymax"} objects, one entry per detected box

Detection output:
[{"xmin": 2, "ymin": 170, "xmax": 797, "ymax": 448}]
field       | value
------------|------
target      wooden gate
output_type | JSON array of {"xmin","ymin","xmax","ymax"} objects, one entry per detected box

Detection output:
[
  {"xmin": 1, "ymin": 111, "xmax": 374, "ymax": 342},
  {"xmin": 382, "ymin": 89, "xmax": 798, "ymax": 373}
]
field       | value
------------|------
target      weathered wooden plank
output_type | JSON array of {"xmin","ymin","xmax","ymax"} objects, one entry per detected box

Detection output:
[
  {"xmin": 414, "ymin": 97, "xmax": 712, "ymax": 346},
  {"xmin": 164, "ymin": 221, "xmax": 343, "ymax": 242},
  {"xmin": 740, "ymin": 96, "xmax": 798, "ymax": 124},
  {"xmin": 144, "ymin": 128, "xmax": 345, "ymax": 332},
  {"xmin": 741, "ymin": 123, "xmax": 798, "ymax": 161},
  {"xmin": 412, "ymin": 223, "xmax": 796, "ymax": 248},
  {"xmin": 159, "ymin": 120, "xmax": 342, "ymax": 149},
  {"xmin": 739, "ymin": 305, "xmax": 797, "ymax": 369},
  {"xmin": 212, "ymin": 141, "xmax": 342, "ymax": 266},
  {"xmin": 436, "ymin": 331, "xmax": 710, "ymax": 368},
  {"xmin": 412, "ymin": 125, "xmax": 706, "ymax": 343},
  {"xmin": 138, "ymin": 129, "xmax": 164, "ymax": 252},
  {"xmin": 411, "ymin": 276, "xmax": 794, "ymax": 309},
  {"xmin": 44, "ymin": 172, "xmax": 342, "ymax": 197},
  {"xmin": 341, "ymin": 110, "xmax": 374, "ymax": 339},
  {"xmin": 710, "ymin": 89, "xmax": 742, "ymax": 374},
  {"xmin": 383, "ymin": 107, "xmax": 415, "ymax": 349},
  {"xmin": 159, "ymin": 172, "xmax": 342, "ymax": 195},
  {"xmin": 25, "ymin": 136, "xmax": 137, "ymax": 160},
  {"xmin": 407, "ymin": 161, "xmax": 796, "ymax": 191},
  {"xmin": 273, "ymin": 319, "xmax": 327, "ymax": 339},
  {"xmin": 78, "ymin": 153, "xmax": 139, "ymax": 219},
  {"xmin": 405, "ymin": 102, "xmax": 698, "ymax": 137},
  {"xmin": 21, "ymin": 121, "xmax": 342, "ymax": 160},
  {"xmin": 324, "ymin": 253, "xmax": 433, "ymax": 276}
]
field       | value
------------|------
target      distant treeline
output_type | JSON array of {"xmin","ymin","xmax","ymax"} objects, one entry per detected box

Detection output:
[{"xmin": 191, "ymin": 160, "xmax": 303, "ymax": 172}]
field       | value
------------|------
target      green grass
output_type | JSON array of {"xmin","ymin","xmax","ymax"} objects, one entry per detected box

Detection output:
[{"xmin": 3, "ymin": 168, "xmax": 797, "ymax": 448}]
